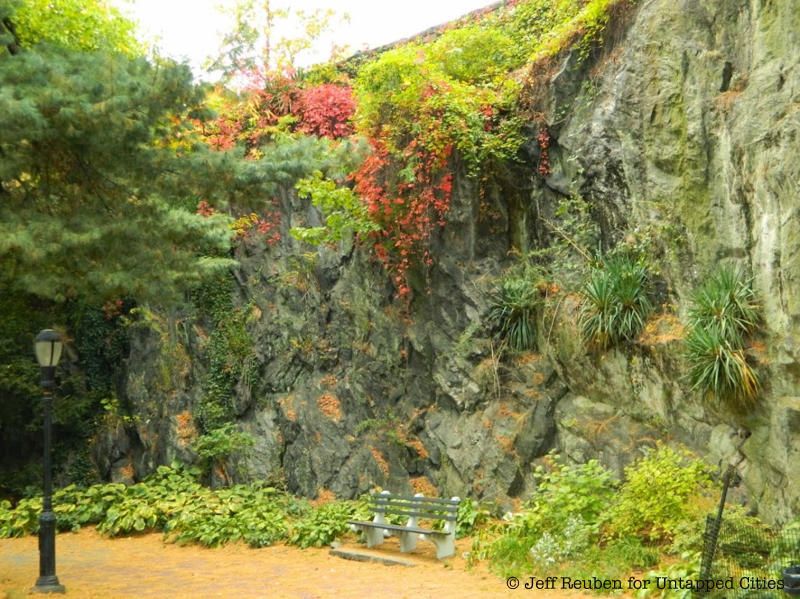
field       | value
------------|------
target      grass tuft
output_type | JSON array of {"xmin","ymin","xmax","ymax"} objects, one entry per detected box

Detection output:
[{"xmin": 580, "ymin": 255, "xmax": 652, "ymax": 349}]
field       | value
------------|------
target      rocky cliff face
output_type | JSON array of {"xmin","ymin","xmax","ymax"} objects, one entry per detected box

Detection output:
[{"xmin": 104, "ymin": 0, "xmax": 800, "ymax": 522}]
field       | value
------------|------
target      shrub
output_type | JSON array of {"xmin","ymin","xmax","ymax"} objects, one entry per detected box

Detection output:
[
  {"xmin": 485, "ymin": 457, "xmax": 616, "ymax": 576},
  {"xmin": 0, "ymin": 496, "xmax": 41, "ymax": 537},
  {"xmin": 455, "ymin": 499, "xmax": 491, "ymax": 538},
  {"xmin": 606, "ymin": 445, "xmax": 711, "ymax": 543},
  {"xmin": 488, "ymin": 276, "xmax": 541, "ymax": 351},
  {"xmin": 289, "ymin": 501, "xmax": 356, "ymax": 548},
  {"xmin": 164, "ymin": 485, "xmax": 289, "ymax": 548},
  {"xmin": 296, "ymin": 84, "xmax": 356, "ymax": 139},
  {"xmin": 192, "ymin": 424, "xmax": 256, "ymax": 483},
  {"xmin": 429, "ymin": 26, "xmax": 523, "ymax": 84},
  {"xmin": 580, "ymin": 255, "xmax": 652, "ymax": 349},
  {"xmin": 685, "ymin": 266, "xmax": 760, "ymax": 410}
]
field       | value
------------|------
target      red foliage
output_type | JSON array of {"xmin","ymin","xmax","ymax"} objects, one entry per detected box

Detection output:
[
  {"xmin": 537, "ymin": 127, "xmax": 551, "ymax": 177},
  {"xmin": 196, "ymin": 200, "xmax": 216, "ymax": 216},
  {"xmin": 297, "ymin": 84, "xmax": 356, "ymax": 139},
  {"xmin": 353, "ymin": 139, "xmax": 453, "ymax": 299},
  {"xmin": 232, "ymin": 207, "xmax": 282, "ymax": 247},
  {"xmin": 205, "ymin": 73, "xmax": 300, "ymax": 153}
]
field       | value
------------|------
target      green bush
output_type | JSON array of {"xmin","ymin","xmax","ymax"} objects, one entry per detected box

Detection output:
[
  {"xmin": 636, "ymin": 551, "xmax": 702, "ymax": 598},
  {"xmin": 429, "ymin": 26, "xmax": 523, "ymax": 84},
  {"xmin": 606, "ymin": 445, "xmax": 711, "ymax": 543},
  {"xmin": 485, "ymin": 457, "xmax": 616, "ymax": 576},
  {"xmin": 289, "ymin": 501, "xmax": 356, "ymax": 548},
  {"xmin": 165, "ymin": 485, "xmax": 289, "ymax": 548},
  {"xmin": 0, "ymin": 496, "xmax": 41, "ymax": 537},
  {"xmin": 580, "ymin": 256, "xmax": 652, "ymax": 349},
  {"xmin": 686, "ymin": 266, "xmax": 760, "ymax": 410},
  {"xmin": 455, "ymin": 499, "xmax": 491, "ymax": 538},
  {"xmin": 192, "ymin": 423, "xmax": 256, "ymax": 482},
  {"xmin": 488, "ymin": 275, "xmax": 541, "ymax": 351}
]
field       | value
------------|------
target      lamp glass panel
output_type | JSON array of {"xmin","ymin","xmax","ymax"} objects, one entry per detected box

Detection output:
[{"xmin": 34, "ymin": 339, "xmax": 63, "ymax": 367}]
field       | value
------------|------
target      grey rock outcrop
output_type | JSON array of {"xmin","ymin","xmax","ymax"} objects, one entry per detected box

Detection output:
[{"xmin": 106, "ymin": 0, "xmax": 800, "ymax": 522}]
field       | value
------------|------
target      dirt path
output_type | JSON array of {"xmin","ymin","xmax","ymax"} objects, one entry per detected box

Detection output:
[{"xmin": 0, "ymin": 528, "xmax": 602, "ymax": 598}]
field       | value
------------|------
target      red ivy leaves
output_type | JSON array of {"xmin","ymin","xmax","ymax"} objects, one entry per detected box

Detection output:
[
  {"xmin": 537, "ymin": 127, "xmax": 551, "ymax": 177},
  {"xmin": 353, "ymin": 139, "xmax": 453, "ymax": 299},
  {"xmin": 297, "ymin": 84, "xmax": 356, "ymax": 139},
  {"xmin": 205, "ymin": 77, "xmax": 355, "ymax": 150}
]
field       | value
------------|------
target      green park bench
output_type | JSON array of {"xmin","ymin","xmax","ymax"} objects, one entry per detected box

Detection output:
[{"xmin": 348, "ymin": 491, "xmax": 461, "ymax": 559}]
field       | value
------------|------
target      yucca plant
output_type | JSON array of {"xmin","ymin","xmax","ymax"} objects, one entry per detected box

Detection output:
[
  {"xmin": 686, "ymin": 266, "xmax": 760, "ymax": 411},
  {"xmin": 688, "ymin": 266, "xmax": 759, "ymax": 344},
  {"xmin": 488, "ymin": 276, "xmax": 541, "ymax": 351},
  {"xmin": 685, "ymin": 326, "xmax": 759, "ymax": 411},
  {"xmin": 580, "ymin": 256, "xmax": 652, "ymax": 349}
]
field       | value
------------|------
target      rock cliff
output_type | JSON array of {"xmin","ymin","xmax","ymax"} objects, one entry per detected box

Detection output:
[{"xmin": 102, "ymin": 0, "xmax": 800, "ymax": 523}]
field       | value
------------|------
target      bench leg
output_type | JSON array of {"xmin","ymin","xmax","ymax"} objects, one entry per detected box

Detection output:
[
  {"xmin": 430, "ymin": 534, "xmax": 455, "ymax": 559},
  {"xmin": 399, "ymin": 530, "xmax": 418, "ymax": 553},
  {"xmin": 365, "ymin": 527, "xmax": 385, "ymax": 548}
]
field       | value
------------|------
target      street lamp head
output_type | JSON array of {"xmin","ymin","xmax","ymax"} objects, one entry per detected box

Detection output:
[{"xmin": 34, "ymin": 329, "xmax": 63, "ymax": 368}]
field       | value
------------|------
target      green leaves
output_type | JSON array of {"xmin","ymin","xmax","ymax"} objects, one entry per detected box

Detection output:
[
  {"xmin": 580, "ymin": 256, "xmax": 653, "ymax": 349},
  {"xmin": 606, "ymin": 445, "xmax": 711, "ymax": 543},
  {"xmin": 488, "ymin": 275, "xmax": 542, "ymax": 351},
  {"xmin": 688, "ymin": 266, "xmax": 759, "ymax": 346},
  {"xmin": 288, "ymin": 501, "xmax": 355, "ymax": 548},
  {"xmin": 685, "ymin": 266, "xmax": 761, "ymax": 411},
  {"xmin": 484, "ymin": 457, "xmax": 616, "ymax": 577},
  {"xmin": 0, "ymin": 464, "xmax": 362, "ymax": 550},
  {"xmin": 290, "ymin": 170, "xmax": 379, "ymax": 246}
]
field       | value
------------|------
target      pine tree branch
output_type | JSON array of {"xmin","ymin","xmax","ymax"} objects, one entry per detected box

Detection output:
[{"xmin": 1, "ymin": 17, "xmax": 20, "ymax": 55}]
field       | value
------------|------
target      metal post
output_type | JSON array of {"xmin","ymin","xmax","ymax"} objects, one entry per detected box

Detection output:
[
  {"xmin": 33, "ymin": 365, "xmax": 65, "ymax": 594},
  {"xmin": 696, "ymin": 464, "xmax": 735, "ymax": 596}
]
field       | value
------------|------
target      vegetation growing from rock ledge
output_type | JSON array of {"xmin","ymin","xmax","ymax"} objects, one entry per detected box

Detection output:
[
  {"xmin": 579, "ymin": 255, "xmax": 653, "ymax": 350},
  {"xmin": 488, "ymin": 274, "xmax": 544, "ymax": 351},
  {"xmin": 685, "ymin": 266, "xmax": 761, "ymax": 411}
]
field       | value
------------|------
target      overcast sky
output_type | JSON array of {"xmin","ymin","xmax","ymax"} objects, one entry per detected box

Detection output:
[{"xmin": 113, "ymin": 0, "xmax": 494, "ymax": 75}]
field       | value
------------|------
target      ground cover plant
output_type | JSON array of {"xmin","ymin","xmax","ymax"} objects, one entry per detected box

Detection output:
[{"xmin": 0, "ymin": 463, "xmax": 479, "ymax": 550}]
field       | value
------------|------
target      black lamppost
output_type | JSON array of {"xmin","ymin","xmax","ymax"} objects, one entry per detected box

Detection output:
[{"xmin": 32, "ymin": 329, "xmax": 65, "ymax": 594}]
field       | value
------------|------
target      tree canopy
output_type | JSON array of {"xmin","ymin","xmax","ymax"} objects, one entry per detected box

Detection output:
[{"xmin": 0, "ymin": 0, "xmax": 350, "ymax": 305}]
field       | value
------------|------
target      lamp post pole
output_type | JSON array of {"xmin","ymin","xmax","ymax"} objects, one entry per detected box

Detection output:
[{"xmin": 33, "ymin": 330, "xmax": 65, "ymax": 594}]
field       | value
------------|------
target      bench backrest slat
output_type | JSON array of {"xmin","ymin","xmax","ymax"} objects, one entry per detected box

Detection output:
[
  {"xmin": 371, "ymin": 495, "xmax": 458, "ymax": 506},
  {"xmin": 368, "ymin": 494, "xmax": 460, "ymax": 521}
]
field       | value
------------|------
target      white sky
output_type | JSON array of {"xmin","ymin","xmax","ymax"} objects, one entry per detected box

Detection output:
[{"xmin": 113, "ymin": 0, "xmax": 495, "ymax": 76}]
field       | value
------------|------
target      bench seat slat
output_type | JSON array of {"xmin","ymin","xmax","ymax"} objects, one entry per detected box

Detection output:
[{"xmin": 347, "ymin": 520, "xmax": 449, "ymax": 536}]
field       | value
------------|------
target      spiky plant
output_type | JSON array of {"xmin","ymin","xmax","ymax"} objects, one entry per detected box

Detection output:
[
  {"xmin": 686, "ymin": 265, "xmax": 761, "ymax": 411},
  {"xmin": 488, "ymin": 276, "xmax": 540, "ymax": 351},
  {"xmin": 580, "ymin": 256, "xmax": 652, "ymax": 349},
  {"xmin": 685, "ymin": 325, "xmax": 759, "ymax": 411},
  {"xmin": 688, "ymin": 266, "xmax": 759, "ymax": 344}
]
